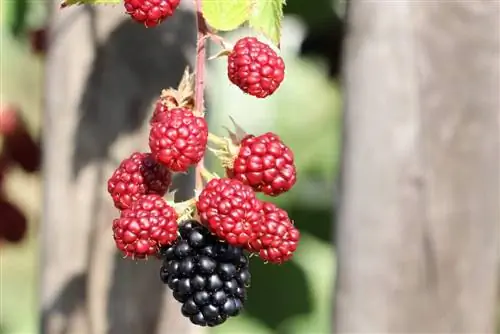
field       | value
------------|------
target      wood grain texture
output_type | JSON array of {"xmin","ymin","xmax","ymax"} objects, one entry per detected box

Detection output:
[
  {"xmin": 334, "ymin": 1, "xmax": 500, "ymax": 333},
  {"xmin": 41, "ymin": 3, "xmax": 205, "ymax": 334}
]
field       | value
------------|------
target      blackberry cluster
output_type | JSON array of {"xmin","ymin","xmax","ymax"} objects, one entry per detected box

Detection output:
[{"xmin": 160, "ymin": 220, "xmax": 251, "ymax": 327}]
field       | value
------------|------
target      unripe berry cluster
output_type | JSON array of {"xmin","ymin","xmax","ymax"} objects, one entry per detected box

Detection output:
[
  {"xmin": 0, "ymin": 105, "xmax": 41, "ymax": 246},
  {"xmin": 107, "ymin": 1, "xmax": 295, "ymax": 327},
  {"xmin": 123, "ymin": 0, "xmax": 286, "ymax": 98}
]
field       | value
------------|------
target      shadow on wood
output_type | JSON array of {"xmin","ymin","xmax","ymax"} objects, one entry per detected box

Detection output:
[
  {"xmin": 42, "ymin": 4, "xmax": 202, "ymax": 334},
  {"xmin": 73, "ymin": 9, "xmax": 194, "ymax": 178}
]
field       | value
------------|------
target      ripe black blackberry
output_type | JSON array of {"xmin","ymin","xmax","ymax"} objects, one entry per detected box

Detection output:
[{"xmin": 159, "ymin": 220, "xmax": 251, "ymax": 327}]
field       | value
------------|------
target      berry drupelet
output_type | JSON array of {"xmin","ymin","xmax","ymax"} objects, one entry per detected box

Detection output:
[{"xmin": 160, "ymin": 220, "xmax": 251, "ymax": 327}]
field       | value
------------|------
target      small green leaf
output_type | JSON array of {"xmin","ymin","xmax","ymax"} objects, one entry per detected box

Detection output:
[
  {"xmin": 4, "ymin": 0, "xmax": 29, "ymax": 37},
  {"xmin": 202, "ymin": 0, "xmax": 252, "ymax": 31},
  {"xmin": 249, "ymin": 0, "xmax": 285, "ymax": 47},
  {"xmin": 61, "ymin": 0, "xmax": 120, "ymax": 8}
]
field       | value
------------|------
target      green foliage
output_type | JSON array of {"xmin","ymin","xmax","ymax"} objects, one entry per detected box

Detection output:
[
  {"xmin": 283, "ymin": 0, "xmax": 334, "ymax": 28},
  {"xmin": 202, "ymin": 0, "xmax": 252, "ymax": 31},
  {"xmin": 248, "ymin": 0, "xmax": 285, "ymax": 47},
  {"xmin": 4, "ymin": 0, "xmax": 29, "ymax": 36},
  {"xmin": 200, "ymin": 0, "xmax": 285, "ymax": 47}
]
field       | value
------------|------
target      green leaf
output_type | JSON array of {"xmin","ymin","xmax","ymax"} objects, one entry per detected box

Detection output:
[
  {"xmin": 4, "ymin": 0, "xmax": 30, "ymax": 37},
  {"xmin": 61, "ymin": 0, "xmax": 120, "ymax": 7},
  {"xmin": 202, "ymin": 0, "xmax": 252, "ymax": 31},
  {"xmin": 249, "ymin": 0, "xmax": 285, "ymax": 47}
]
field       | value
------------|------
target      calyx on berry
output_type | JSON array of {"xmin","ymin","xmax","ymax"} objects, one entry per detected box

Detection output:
[
  {"xmin": 150, "ymin": 68, "xmax": 199, "ymax": 123},
  {"xmin": 207, "ymin": 117, "xmax": 297, "ymax": 196},
  {"xmin": 206, "ymin": 117, "xmax": 249, "ymax": 170},
  {"xmin": 161, "ymin": 68, "xmax": 197, "ymax": 110}
]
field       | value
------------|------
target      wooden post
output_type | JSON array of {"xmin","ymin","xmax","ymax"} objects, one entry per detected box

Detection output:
[
  {"xmin": 41, "ymin": 3, "xmax": 205, "ymax": 334},
  {"xmin": 334, "ymin": 2, "xmax": 500, "ymax": 332}
]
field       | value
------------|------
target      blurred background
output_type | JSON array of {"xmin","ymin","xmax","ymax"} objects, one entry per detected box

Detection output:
[{"xmin": 1, "ymin": 0, "xmax": 499, "ymax": 333}]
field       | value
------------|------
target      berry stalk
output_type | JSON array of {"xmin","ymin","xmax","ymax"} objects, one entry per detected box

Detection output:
[{"xmin": 194, "ymin": 0, "xmax": 209, "ymax": 192}]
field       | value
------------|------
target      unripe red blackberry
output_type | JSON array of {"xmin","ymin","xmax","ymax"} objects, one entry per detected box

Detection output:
[
  {"xmin": 196, "ymin": 178, "xmax": 264, "ymax": 247},
  {"xmin": 112, "ymin": 194, "xmax": 178, "ymax": 259},
  {"xmin": 124, "ymin": 0, "xmax": 180, "ymax": 28},
  {"xmin": 0, "ymin": 199, "xmax": 27, "ymax": 243},
  {"xmin": 227, "ymin": 37, "xmax": 285, "ymax": 98},
  {"xmin": 29, "ymin": 28, "xmax": 47, "ymax": 55},
  {"xmin": 160, "ymin": 220, "xmax": 250, "ymax": 327},
  {"xmin": 227, "ymin": 132, "xmax": 297, "ymax": 196},
  {"xmin": 247, "ymin": 202, "xmax": 299, "ymax": 264},
  {"xmin": 107, "ymin": 152, "xmax": 172, "ymax": 210},
  {"xmin": 149, "ymin": 108, "xmax": 208, "ymax": 173},
  {"xmin": 150, "ymin": 99, "xmax": 171, "ymax": 124},
  {"xmin": 0, "ymin": 105, "xmax": 41, "ymax": 173}
]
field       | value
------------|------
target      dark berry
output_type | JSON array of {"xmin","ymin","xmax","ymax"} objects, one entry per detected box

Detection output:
[
  {"xmin": 159, "ymin": 246, "xmax": 175, "ymax": 260},
  {"xmin": 202, "ymin": 304, "xmax": 219, "ymax": 320},
  {"xmin": 173, "ymin": 290, "xmax": 188, "ymax": 303},
  {"xmin": 177, "ymin": 278, "xmax": 192, "ymax": 295},
  {"xmin": 208, "ymin": 315, "xmax": 227, "ymax": 327},
  {"xmin": 207, "ymin": 275, "xmax": 223, "ymax": 291},
  {"xmin": 181, "ymin": 298, "xmax": 199, "ymax": 316},
  {"xmin": 236, "ymin": 286, "xmax": 247, "ymax": 301},
  {"xmin": 224, "ymin": 279, "xmax": 239, "ymax": 295},
  {"xmin": 194, "ymin": 291, "xmax": 210, "ymax": 306},
  {"xmin": 190, "ymin": 275, "xmax": 206, "ymax": 291},
  {"xmin": 222, "ymin": 298, "xmax": 238, "ymax": 317},
  {"xmin": 237, "ymin": 270, "xmax": 251, "ymax": 286},
  {"xmin": 190, "ymin": 312, "xmax": 207, "ymax": 326},
  {"xmin": 167, "ymin": 261, "xmax": 179, "ymax": 276},
  {"xmin": 218, "ymin": 263, "xmax": 237, "ymax": 280},
  {"xmin": 201, "ymin": 245, "xmax": 215, "ymax": 257},
  {"xmin": 179, "ymin": 220, "xmax": 199, "ymax": 238},
  {"xmin": 188, "ymin": 230, "xmax": 206, "ymax": 248},
  {"xmin": 160, "ymin": 267, "xmax": 169, "ymax": 282},
  {"xmin": 179, "ymin": 257, "xmax": 195, "ymax": 276},
  {"xmin": 166, "ymin": 276, "xmax": 178, "ymax": 290},
  {"xmin": 160, "ymin": 220, "xmax": 251, "ymax": 326},
  {"xmin": 198, "ymin": 256, "xmax": 217, "ymax": 275},
  {"xmin": 234, "ymin": 298, "xmax": 243, "ymax": 313},
  {"xmin": 175, "ymin": 240, "xmax": 192, "ymax": 257},
  {"xmin": 212, "ymin": 290, "xmax": 227, "ymax": 306}
]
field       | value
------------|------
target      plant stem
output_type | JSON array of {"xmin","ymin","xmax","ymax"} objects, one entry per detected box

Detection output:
[{"xmin": 194, "ymin": 0, "xmax": 208, "ymax": 192}]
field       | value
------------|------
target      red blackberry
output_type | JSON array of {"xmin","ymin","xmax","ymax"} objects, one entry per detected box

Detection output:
[
  {"xmin": 227, "ymin": 132, "xmax": 297, "ymax": 196},
  {"xmin": 124, "ymin": 0, "xmax": 180, "ymax": 28},
  {"xmin": 0, "ymin": 104, "xmax": 20, "ymax": 136},
  {"xmin": 29, "ymin": 28, "xmax": 47, "ymax": 55},
  {"xmin": 150, "ymin": 99, "xmax": 171, "ymax": 124},
  {"xmin": 149, "ymin": 108, "xmax": 208, "ymax": 173},
  {"xmin": 107, "ymin": 152, "xmax": 172, "ymax": 210},
  {"xmin": 227, "ymin": 37, "xmax": 285, "ymax": 98},
  {"xmin": 0, "ymin": 199, "xmax": 27, "ymax": 243},
  {"xmin": 196, "ymin": 178, "xmax": 264, "ymax": 247},
  {"xmin": 160, "ymin": 220, "xmax": 250, "ymax": 327},
  {"xmin": 247, "ymin": 202, "xmax": 300, "ymax": 264},
  {"xmin": 1, "ymin": 106, "xmax": 41, "ymax": 173},
  {"xmin": 112, "ymin": 194, "xmax": 178, "ymax": 259}
]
